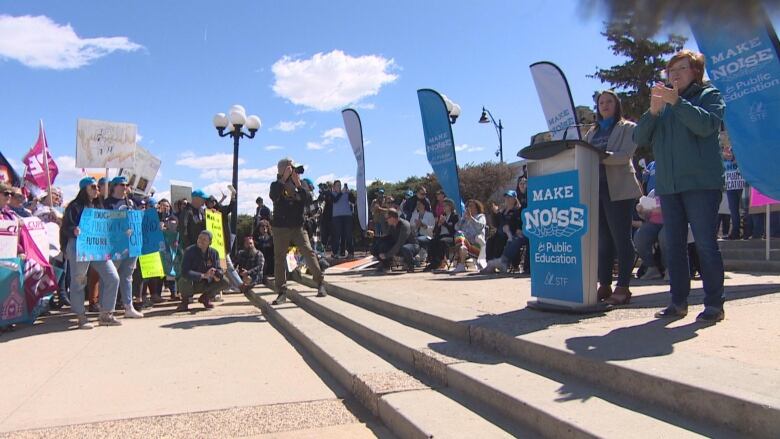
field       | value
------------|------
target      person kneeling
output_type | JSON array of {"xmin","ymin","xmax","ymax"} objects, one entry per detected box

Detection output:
[
  {"xmin": 176, "ymin": 231, "xmax": 228, "ymax": 311},
  {"xmin": 371, "ymin": 208, "xmax": 419, "ymax": 273}
]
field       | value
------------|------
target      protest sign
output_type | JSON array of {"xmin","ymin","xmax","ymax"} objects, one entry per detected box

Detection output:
[
  {"xmin": 205, "ymin": 209, "xmax": 226, "ymax": 260},
  {"xmin": 128, "ymin": 210, "xmax": 143, "ymax": 258},
  {"xmin": 0, "ymin": 258, "xmax": 26, "ymax": 326},
  {"xmin": 76, "ymin": 119, "xmax": 137, "ymax": 168},
  {"xmin": 141, "ymin": 208, "xmax": 165, "ymax": 254},
  {"xmin": 0, "ymin": 220, "xmax": 19, "ymax": 259},
  {"xmin": 286, "ymin": 248, "xmax": 298, "ymax": 272},
  {"xmin": 139, "ymin": 252, "xmax": 164, "ymax": 278},
  {"xmin": 162, "ymin": 230, "xmax": 179, "ymax": 277},
  {"xmin": 119, "ymin": 145, "xmax": 161, "ymax": 196},
  {"xmin": 170, "ymin": 180, "xmax": 192, "ymax": 203},
  {"xmin": 76, "ymin": 208, "xmax": 132, "ymax": 261},
  {"xmin": 21, "ymin": 217, "xmax": 48, "ymax": 258}
]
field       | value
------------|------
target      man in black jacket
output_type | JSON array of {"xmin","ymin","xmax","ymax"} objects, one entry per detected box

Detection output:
[
  {"xmin": 270, "ymin": 158, "xmax": 326, "ymax": 305},
  {"xmin": 371, "ymin": 208, "xmax": 419, "ymax": 273},
  {"xmin": 176, "ymin": 230, "xmax": 228, "ymax": 311}
]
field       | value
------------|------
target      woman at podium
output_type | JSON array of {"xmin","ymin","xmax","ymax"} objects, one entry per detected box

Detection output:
[{"xmin": 584, "ymin": 90, "xmax": 643, "ymax": 306}]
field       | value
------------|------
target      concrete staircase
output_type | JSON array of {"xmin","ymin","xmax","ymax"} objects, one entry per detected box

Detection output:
[
  {"xmin": 251, "ymin": 275, "xmax": 774, "ymax": 438},
  {"xmin": 720, "ymin": 238, "xmax": 780, "ymax": 273}
]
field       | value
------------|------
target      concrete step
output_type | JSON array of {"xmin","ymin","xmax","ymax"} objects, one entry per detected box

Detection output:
[
  {"xmin": 298, "ymin": 276, "xmax": 778, "ymax": 439},
  {"xmin": 252, "ymin": 290, "xmax": 522, "ymax": 438},
  {"xmin": 720, "ymin": 248, "xmax": 780, "ymax": 261},
  {"xmin": 718, "ymin": 238, "xmax": 780, "ymax": 251},
  {"xmin": 285, "ymin": 284, "xmax": 727, "ymax": 438},
  {"xmin": 723, "ymin": 259, "xmax": 780, "ymax": 273}
]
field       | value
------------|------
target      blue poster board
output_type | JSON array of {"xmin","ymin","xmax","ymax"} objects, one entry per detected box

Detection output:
[
  {"xmin": 77, "ymin": 208, "xmax": 139, "ymax": 261},
  {"xmin": 523, "ymin": 170, "xmax": 588, "ymax": 303},
  {"xmin": 141, "ymin": 207, "xmax": 164, "ymax": 254}
]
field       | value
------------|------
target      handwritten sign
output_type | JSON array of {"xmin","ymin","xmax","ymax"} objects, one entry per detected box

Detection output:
[
  {"xmin": 0, "ymin": 220, "xmax": 19, "ymax": 259},
  {"xmin": 128, "ymin": 210, "xmax": 143, "ymax": 258},
  {"xmin": 141, "ymin": 208, "xmax": 164, "ymax": 254},
  {"xmin": 205, "ymin": 209, "xmax": 226, "ymax": 260},
  {"xmin": 76, "ymin": 119, "xmax": 137, "ymax": 168},
  {"xmin": 76, "ymin": 208, "xmax": 133, "ymax": 261},
  {"xmin": 139, "ymin": 252, "xmax": 164, "ymax": 278},
  {"xmin": 119, "ymin": 145, "xmax": 161, "ymax": 196}
]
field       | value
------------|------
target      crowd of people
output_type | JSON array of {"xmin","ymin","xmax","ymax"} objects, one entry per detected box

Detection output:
[{"xmin": 1, "ymin": 49, "xmax": 767, "ymax": 333}]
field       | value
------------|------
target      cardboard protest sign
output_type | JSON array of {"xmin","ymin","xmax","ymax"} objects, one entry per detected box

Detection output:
[
  {"xmin": 139, "ymin": 252, "xmax": 164, "ymax": 278},
  {"xmin": 170, "ymin": 180, "xmax": 192, "ymax": 204},
  {"xmin": 0, "ymin": 220, "xmax": 19, "ymax": 259},
  {"xmin": 21, "ymin": 217, "xmax": 48, "ymax": 259},
  {"xmin": 76, "ymin": 119, "xmax": 137, "ymax": 168},
  {"xmin": 119, "ymin": 145, "xmax": 161, "ymax": 196},
  {"xmin": 205, "ymin": 209, "xmax": 226, "ymax": 260},
  {"xmin": 141, "ymin": 208, "xmax": 164, "ymax": 254},
  {"xmin": 76, "ymin": 208, "xmax": 133, "ymax": 261}
]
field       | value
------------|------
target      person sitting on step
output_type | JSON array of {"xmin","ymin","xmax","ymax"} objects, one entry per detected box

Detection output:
[{"xmin": 450, "ymin": 199, "xmax": 487, "ymax": 273}]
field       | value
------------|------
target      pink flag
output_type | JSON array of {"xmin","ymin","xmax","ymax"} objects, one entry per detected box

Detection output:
[{"xmin": 23, "ymin": 120, "xmax": 59, "ymax": 190}]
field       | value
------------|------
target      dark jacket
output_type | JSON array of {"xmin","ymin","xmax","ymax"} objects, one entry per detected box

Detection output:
[
  {"xmin": 386, "ymin": 218, "xmax": 416, "ymax": 259},
  {"xmin": 634, "ymin": 83, "xmax": 725, "ymax": 195},
  {"xmin": 60, "ymin": 196, "xmax": 103, "ymax": 250},
  {"xmin": 236, "ymin": 247, "xmax": 264, "ymax": 277},
  {"xmin": 270, "ymin": 179, "xmax": 312, "ymax": 228},
  {"xmin": 433, "ymin": 212, "xmax": 459, "ymax": 239},
  {"xmin": 179, "ymin": 204, "xmax": 205, "ymax": 249},
  {"xmin": 181, "ymin": 244, "xmax": 222, "ymax": 282}
]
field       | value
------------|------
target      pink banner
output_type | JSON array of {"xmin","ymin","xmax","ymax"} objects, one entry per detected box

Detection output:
[
  {"xmin": 23, "ymin": 121, "xmax": 58, "ymax": 190},
  {"xmin": 751, "ymin": 187, "xmax": 780, "ymax": 207}
]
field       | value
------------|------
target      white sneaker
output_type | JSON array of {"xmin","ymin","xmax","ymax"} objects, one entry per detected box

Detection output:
[
  {"xmin": 124, "ymin": 304, "xmax": 144, "ymax": 319},
  {"xmin": 451, "ymin": 263, "xmax": 466, "ymax": 273},
  {"xmin": 77, "ymin": 314, "xmax": 93, "ymax": 330},
  {"xmin": 641, "ymin": 267, "xmax": 663, "ymax": 280}
]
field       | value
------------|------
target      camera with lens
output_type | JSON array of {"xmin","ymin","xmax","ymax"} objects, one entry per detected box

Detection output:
[{"xmin": 294, "ymin": 165, "xmax": 305, "ymax": 174}]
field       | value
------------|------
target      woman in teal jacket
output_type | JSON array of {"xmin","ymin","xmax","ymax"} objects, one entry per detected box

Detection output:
[{"xmin": 634, "ymin": 50, "xmax": 726, "ymax": 323}]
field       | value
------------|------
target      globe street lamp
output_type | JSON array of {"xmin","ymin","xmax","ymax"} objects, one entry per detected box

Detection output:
[
  {"xmin": 440, "ymin": 94, "xmax": 462, "ymax": 124},
  {"xmin": 479, "ymin": 107, "xmax": 504, "ymax": 163},
  {"xmin": 212, "ymin": 105, "xmax": 261, "ymax": 238}
]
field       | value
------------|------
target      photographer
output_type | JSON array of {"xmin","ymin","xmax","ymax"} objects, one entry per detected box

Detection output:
[
  {"xmin": 269, "ymin": 158, "xmax": 327, "ymax": 305},
  {"xmin": 176, "ymin": 230, "xmax": 228, "ymax": 311}
]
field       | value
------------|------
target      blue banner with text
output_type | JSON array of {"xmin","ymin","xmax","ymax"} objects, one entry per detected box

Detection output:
[{"xmin": 524, "ymin": 170, "xmax": 587, "ymax": 303}]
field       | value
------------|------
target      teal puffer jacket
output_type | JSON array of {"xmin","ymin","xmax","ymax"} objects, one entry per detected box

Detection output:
[{"xmin": 634, "ymin": 83, "xmax": 726, "ymax": 195}]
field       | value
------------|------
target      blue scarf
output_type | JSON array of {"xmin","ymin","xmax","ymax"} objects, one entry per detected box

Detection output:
[{"xmin": 598, "ymin": 117, "xmax": 615, "ymax": 131}]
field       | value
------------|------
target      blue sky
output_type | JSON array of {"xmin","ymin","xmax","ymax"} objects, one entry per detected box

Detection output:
[{"xmin": 0, "ymin": 0, "xmax": 701, "ymax": 213}]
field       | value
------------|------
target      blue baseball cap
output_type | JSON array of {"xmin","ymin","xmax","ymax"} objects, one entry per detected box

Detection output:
[
  {"xmin": 504, "ymin": 190, "xmax": 517, "ymax": 198},
  {"xmin": 110, "ymin": 176, "xmax": 128, "ymax": 185},
  {"xmin": 405, "ymin": 189, "xmax": 414, "ymax": 198},
  {"xmin": 79, "ymin": 176, "xmax": 96, "ymax": 190},
  {"xmin": 192, "ymin": 189, "xmax": 208, "ymax": 200},
  {"xmin": 302, "ymin": 178, "xmax": 314, "ymax": 187},
  {"xmin": 98, "ymin": 177, "xmax": 108, "ymax": 186}
]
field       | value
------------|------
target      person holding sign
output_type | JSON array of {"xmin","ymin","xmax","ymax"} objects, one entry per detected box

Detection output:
[
  {"xmin": 176, "ymin": 230, "xmax": 227, "ymax": 311},
  {"xmin": 269, "ymin": 158, "xmax": 327, "ymax": 305},
  {"xmin": 583, "ymin": 90, "xmax": 643, "ymax": 306},
  {"xmin": 60, "ymin": 177, "xmax": 121, "ymax": 328},
  {"xmin": 635, "ymin": 50, "xmax": 727, "ymax": 323},
  {"xmin": 103, "ymin": 176, "xmax": 144, "ymax": 319}
]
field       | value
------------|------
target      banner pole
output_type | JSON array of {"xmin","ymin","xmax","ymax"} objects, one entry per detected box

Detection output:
[
  {"xmin": 766, "ymin": 205, "xmax": 771, "ymax": 261},
  {"xmin": 40, "ymin": 120, "xmax": 54, "ymax": 208}
]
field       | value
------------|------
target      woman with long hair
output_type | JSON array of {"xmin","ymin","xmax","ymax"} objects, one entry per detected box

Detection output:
[
  {"xmin": 451, "ymin": 199, "xmax": 487, "ymax": 273},
  {"xmin": 584, "ymin": 90, "xmax": 643, "ymax": 305},
  {"xmin": 61, "ymin": 176, "xmax": 121, "ymax": 329}
]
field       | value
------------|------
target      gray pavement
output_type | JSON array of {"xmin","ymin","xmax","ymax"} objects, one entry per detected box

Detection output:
[{"xmin": 0, "ymin": 294, "xmax": 389, "ymax": 438}]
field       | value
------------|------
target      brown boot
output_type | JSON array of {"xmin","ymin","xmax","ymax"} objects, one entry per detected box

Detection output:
[
  {"xmin": 605, "ymin": 286, "xmax": 632, "ymax": 305},
  {"xmin": 597, "ymin": 284, "xmax": 613, "ymax": 301}
]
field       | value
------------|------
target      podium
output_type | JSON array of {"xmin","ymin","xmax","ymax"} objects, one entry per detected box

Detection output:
[{"xmin": 519, "ymin": 140, "xmax": 607, "ymax": 312}]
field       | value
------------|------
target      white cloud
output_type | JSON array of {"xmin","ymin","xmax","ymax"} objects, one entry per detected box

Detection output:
[
  {"xmin": 54, "ymin": 155, "xmax": 87, "ymax": 181},
  {"xmin": 0, "ymin": 15, "xmax": 143, "ymax": 70},
  {"xmin": 136, "ymin": 133, "xmax": 143, "ymax": 143},
  {"xmin": 154, "ymin": 190, "xmax": 171, "ymax": 202},
  {"xmin": 202, "ymin": 180, "xmax": 271, "ymax": 215},
  {"xmin": 264, "ymin": 145, "xmax": 284, "ymax": 151},
  {"xmin": 413, "ymin": 149, "xmax": 425, "ymax": 156},
  {"xmin": 176, "ymin": 152, "xmax": 244, "ymax": 170},
  {"xmin": 307, "ymin": 142, "xmax": 324, "ymax": 150},
  {"xmin": 322, "ymin": 127, "xmax": 346, "ymax": 140},
  {"xmin": 455, "ymin": 144, "xmax": 485, "ymax": 153},
  {"xmin": 272, "ymin": 120, "xmax": 306, "ymax": 132},
  {"xmin": 200, "ymin": 165, "xmax": 278, "ymax": 181},
  {"xmin": 272, "ymin": 50, "xmax": 398, "ymax": 111}
]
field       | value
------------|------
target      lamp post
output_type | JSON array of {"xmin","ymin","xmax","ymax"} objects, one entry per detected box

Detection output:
[
  {"xmin": 440, "ymin": 94, "xmax": 462, "ymax": 124},
  {"xmin": 479, "ymin": 107, "xmax": 504, "ymax": 163},
  {"xmin": 212, "ymin": 105, "xmax": 262, "ymax": 238}
]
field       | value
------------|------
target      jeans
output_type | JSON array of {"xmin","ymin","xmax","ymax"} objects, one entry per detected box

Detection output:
[
  {"xmin": 660, "ymin": 190, "xmax": 725, "ymax": 309},
  {"xmin": 726, "ymin": 189, "xmax": 742, "ymax": 238},
  {"xmin": 66, "ymin": 239, "xmax": 119, "ymax": 315},
  {"xmin": 634, "ymin": 222, "xmax": 666, "ymax": 269},
  {"xmin": 501, "ymin": 236, "xmax": 530, "ymax": 273},
  {"xmin": 331, "ymin": 215, "xmax": 354, "ymax": 256},
  {"xmin": 113, "ymin": 257, "xmax": 138, "ymax": 307},
  {"xmin": 400, "ymin": 243, "xmax": 420, "ymax": 266},
  {"xmin": 598, "ymin": 195, "xmax": 636, "ymax": 288}
]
